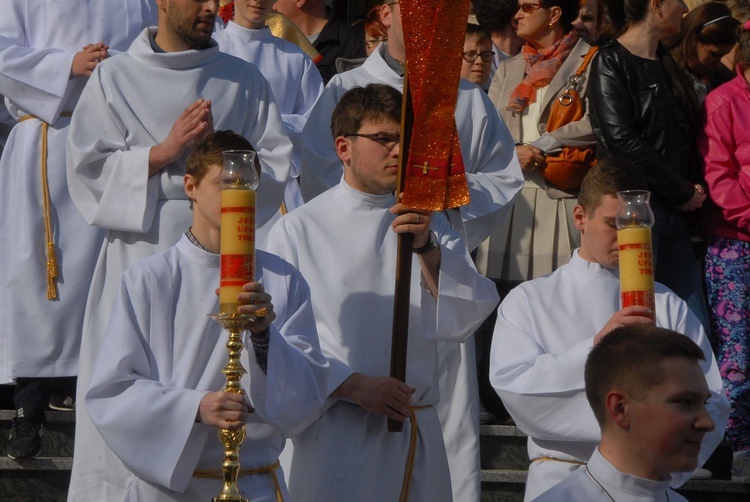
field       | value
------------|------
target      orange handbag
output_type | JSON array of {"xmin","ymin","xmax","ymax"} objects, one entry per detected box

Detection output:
[{"xmin": 542, "ymin": 46, "xmax": 598, "ymax": 191}]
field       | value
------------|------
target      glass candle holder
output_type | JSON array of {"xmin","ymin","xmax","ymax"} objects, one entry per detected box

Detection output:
[
  {"xmin": 616, "ymin": 190, "xmax": 656, "ymax": 321},
  {"xmin": 219, "ymin": 150, "xmax": 259, "ymax": 314}
]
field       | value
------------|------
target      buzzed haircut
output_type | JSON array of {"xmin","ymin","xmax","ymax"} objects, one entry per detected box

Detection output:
[
  {"xmin": 331, "ymin": 83, "xmax": 403, "ymax": 139},
  {"xmin": 585, "ymin": 326, "xmax": 705, "ymax": 425},
  {"xmin": 577, "ymin": 158, "xmax": 646, "ymax": 216},
  {"xmin": 186, "ymin": 130, "xmax": 254, "ymax": 186}
]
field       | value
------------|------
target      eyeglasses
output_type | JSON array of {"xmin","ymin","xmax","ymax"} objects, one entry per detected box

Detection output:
[
  {"xmin": 365, "ymin": 37, "xmax": 387, "ymax": 49},
  {"xmin": 462, "ymin": 50, "xmax": 495, "ymax": 63},
  {"xmin": 386, "ymin": 1, "xmax": 399, "ymax": 6},
  {"xmin": 517, "ymin": 3, "xmax": 544, "ymax": 13},
  {"xmin": 345, "ymin": 132, "xmax": 400, "ymax": 149}
]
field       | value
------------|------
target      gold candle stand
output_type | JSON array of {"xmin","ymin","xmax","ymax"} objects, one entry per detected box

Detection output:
[{"xmin": 208, "ymin": 312, "xmax": 257, "ymax": 502}]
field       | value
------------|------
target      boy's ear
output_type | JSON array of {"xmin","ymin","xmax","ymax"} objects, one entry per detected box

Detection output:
[
  {"xmin": 184, "ymin": 174, "xmax": 197, "ymax": 202},
  {"xmin": 380, "ymin": 3, "xmax": 392, "ymax": 29},
  {"xmin": 573, "ymin": 204, "xmax": 587, "ymax": 232},
  {"xmin": 335, "ymin": 136, "xmax": 352, "ymax": 165},
  {"xmin": 605, "ymin": 390, "xmax": 631, "ymax": 431}
]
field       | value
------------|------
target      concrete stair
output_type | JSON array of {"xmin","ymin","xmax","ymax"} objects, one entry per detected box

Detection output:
[
  {"xmin": 0, "ymin": 401, "xmax": 73, "ymax": 502},
  {"xmin": 479, "ymin": 423, "xmax": 750, "ymax": 502},
  {"xmin": 3, "ymin": 384, "xmax": 750, "ymax": 501}
]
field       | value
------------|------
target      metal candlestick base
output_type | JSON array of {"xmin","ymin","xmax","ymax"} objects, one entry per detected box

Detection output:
[{"xmin": 208, "ymin": 312, "xmax": 257, "ymax": 502}]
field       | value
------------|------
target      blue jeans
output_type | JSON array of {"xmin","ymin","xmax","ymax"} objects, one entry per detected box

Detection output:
[{"xmin": 650, "ymin": 202, "xmax": 711, "ymax": 333}]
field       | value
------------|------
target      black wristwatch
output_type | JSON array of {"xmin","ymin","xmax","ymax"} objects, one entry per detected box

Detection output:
[{"xmin": 413, "ymin": 231, "xmax": 438, "ymax": 255}]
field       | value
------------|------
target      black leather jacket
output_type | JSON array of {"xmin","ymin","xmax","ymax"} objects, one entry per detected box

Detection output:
[{"xmin": 588, "ymin": 40, "xmax": 698, "ymax": 206}]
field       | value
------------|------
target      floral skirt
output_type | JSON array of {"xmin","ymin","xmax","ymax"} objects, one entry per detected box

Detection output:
[{"xmin": 704, "ymin": 235, "xmax": 750, "ymax": 451}]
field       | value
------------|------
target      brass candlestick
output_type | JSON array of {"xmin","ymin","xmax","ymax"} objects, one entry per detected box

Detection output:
[
  {"xmin": 210, "ymin": 149, "xmax": 260, "ymax": 501},
  {"xmin": 208, "ymin": 312, "xmax": 256, "ymax": 502}
]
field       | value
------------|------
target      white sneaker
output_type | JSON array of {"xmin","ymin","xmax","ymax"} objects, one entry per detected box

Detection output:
[
  {"xmin": 690, "ymin": 467, "xmax": 712, "ymax": 480},
  {"xmin": 731, "ymin": 450, "xmax": 750, "ymax": 483}
]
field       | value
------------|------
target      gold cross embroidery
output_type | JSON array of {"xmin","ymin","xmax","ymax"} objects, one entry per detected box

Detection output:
[{"xmin": 415, "ymin": 161, "xmax": 440, "ymax": 175}]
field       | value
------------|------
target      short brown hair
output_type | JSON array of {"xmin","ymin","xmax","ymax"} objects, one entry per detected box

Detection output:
[
  {"xmin": 585, "ymin": 326, "xmax": 705, "ymax": 425},
  {"xmin": 331, "ymin": 84, "xmax": 402, "ymax": 139},
  {"xmin": 465, "ymin": 23, "xmax": 490, "ymax": 44},
  {"xmin": 577, "ymin": 158, "xmax": 646, "ymax": 216},
  {"xmin": 186, "ymin": 130, "xmax": 254, "ymax": 186}
]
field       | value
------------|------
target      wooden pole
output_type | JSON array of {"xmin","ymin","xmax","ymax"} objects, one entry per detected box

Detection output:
[{"xmin": 388, "ymin": 69, "xmax": 415, "ymax": 433}]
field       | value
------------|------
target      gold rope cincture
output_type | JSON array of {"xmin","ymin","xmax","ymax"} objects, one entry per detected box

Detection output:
[
  {"xmin": 18, "ymin": 112, "xmax": 73, "ymax": 300},
  {"xmin": 531, "ymin": 455, "xmax": 586, "ymax": 466},
  {"xmin": 399, "ymin": 405, "xmax": 431, "ymax": 502},
  {"xmin": 193, "ymin": 458, "xmax": 283, "ymax": 502}
]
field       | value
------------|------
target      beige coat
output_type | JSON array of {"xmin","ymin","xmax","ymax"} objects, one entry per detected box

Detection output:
[{"xmin": 488, "ymin": 38, "xmax": 596, "ymax": 154}]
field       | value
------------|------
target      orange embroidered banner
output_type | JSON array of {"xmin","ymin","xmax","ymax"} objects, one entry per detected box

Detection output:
[{"xmin": 400, "ymin": 0, "xmax": 471, "ymax": 210}]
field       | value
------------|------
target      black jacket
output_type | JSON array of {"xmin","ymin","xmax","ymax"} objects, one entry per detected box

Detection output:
[
  {"xmin": 588, "ymin": 40, "xmax": 699, "ymax": 206},
  {"xmin": 314, "ymin": 14, "xmax": 365, "ymax": 84}
]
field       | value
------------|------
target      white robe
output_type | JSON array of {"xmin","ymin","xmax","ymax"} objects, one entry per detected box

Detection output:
[
  {"xmin": 489, "ymin": 250, "xmax": 730, "ymax": 501},
  {"xmin": 213, "ymin": 22, "xmax": 324, "ymax": 240},
  {"xmin": 0, "ymin": 1, "xmax": 156, "ymax": 380},
  {"xmin": 262, "ymin": 179, "xmax": 500, "ymax": 502},
  {"xmin": 66, "ymin": 28, "xmax": 293, "ymax": 501},
  {"xmin": 298, "ymin": 43, "xmax": 522, "ymax": 502},
  {"xmin": 533, "ymin": 448, "xmax": 688, "ymax": 502},
  {"xmin": 86, "ymin": 236, "xmax": 330, "ymax": 501}
]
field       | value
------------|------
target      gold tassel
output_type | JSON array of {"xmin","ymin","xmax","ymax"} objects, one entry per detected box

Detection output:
[
  {"xmin": 19, "ymin": 113, "xmax": 72, "ymax": 301},
  {"xmin": 46, "ymin": 241, "xmax": 59, "ymax": 300}
]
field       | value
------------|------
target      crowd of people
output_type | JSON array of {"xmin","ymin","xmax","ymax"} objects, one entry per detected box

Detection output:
[{"xmin": 1, "ymin": 0, "xmax": 748, "ymax": 501}]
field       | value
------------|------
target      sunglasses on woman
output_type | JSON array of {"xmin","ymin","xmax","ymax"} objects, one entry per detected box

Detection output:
[{"xmin": 517, "ymin": 3, "xmax": 544, "ymax": 13}]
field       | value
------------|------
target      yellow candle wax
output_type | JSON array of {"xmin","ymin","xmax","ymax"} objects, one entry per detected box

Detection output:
[
  {"xmin": 617, "ymin": 226, "xmax": 655, "ymax": 318},
  {"xmin": 219, "ymin": 188, "xmax": 256, "ymax": 314}
]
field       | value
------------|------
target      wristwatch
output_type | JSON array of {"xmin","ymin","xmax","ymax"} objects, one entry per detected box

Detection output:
[{"xmin": 413, "ymin": 231, "xmax": 438, "ymax": 255}]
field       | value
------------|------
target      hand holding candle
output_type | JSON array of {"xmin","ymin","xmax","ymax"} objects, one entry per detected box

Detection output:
[
  {"xmin": 219, "ymin": 150, "xmax": 260, "ymax": 315},
  {"xmin": 616, "ymin": 190, "xmax": 656, "ymax": 321}
]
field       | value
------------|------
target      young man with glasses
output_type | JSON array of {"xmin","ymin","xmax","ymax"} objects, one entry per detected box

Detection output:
[
  {"xmin": 264, "ymin": 83, "xmax": 499, "ymax": 502},
  {"xmin": 298, "ymin": 2, "xmax": 522, "ymax": 500}
]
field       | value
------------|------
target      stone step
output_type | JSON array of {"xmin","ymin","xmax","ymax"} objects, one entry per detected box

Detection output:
[
  {"xmin": 480, "ymin": 424, "xmax": 529, "ymax": 471},
  {"xmin": 0, "ymin": 410, "xmax": 75, "ymax": 458},
  {"xmin": 0, "ymin": 406, "xmax": 74, "ymax": 501},
  {"xmin": 478, "ymin": 424, "xmax": 750, "ymax": 502}
]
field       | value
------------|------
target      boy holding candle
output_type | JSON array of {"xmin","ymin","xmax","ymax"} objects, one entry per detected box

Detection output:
[
  {"xmin": 534, "ymin": 325, "xmax": 715, "ymax": 501},
  {"xmin": 85, "ymin": 130, "xmax": 330, "ymax": 501},
  {"xmin": 488, "ymin": 159, "xmax": 729, "ymax": 501}
]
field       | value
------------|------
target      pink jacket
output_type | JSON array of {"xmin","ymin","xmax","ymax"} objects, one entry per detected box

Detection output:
[{"xmin": 699, "ymin": 66, "xmax": 750, "ymax": 242}]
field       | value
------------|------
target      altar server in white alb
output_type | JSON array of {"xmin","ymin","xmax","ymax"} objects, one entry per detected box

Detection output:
[
  {"xmin": 65, "ymin": 0, "xmax": 293, "ymax": 499},
  {"xmin": 263, "ymin": 83, "xmax": 500, "ymax": 501},
  {"xmin": 0, "ymin": 0, "xmax": 156, "ymax": 460},
  {"xmin": 87, "ymin": 130, "xmax": 329, "ymax": 501},
  {"xmin": 213, "ymin": 0, "xmax": 324, "ymax": 239},
  {"xmin": 489, "ymin": 160, "xmax": 729, "ymax": 501},
  {"xmin": 298, "ymin": 4, "xmax": 521, "ymax": 500},
  {"xmin": 535, "ymin": 326, "xmax": 715, "ymax": 502}
]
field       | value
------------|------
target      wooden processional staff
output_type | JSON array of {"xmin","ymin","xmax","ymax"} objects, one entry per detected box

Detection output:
[{"xmin": 388, "ymin": 0, "xmax": 472, "ymax": 432}]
